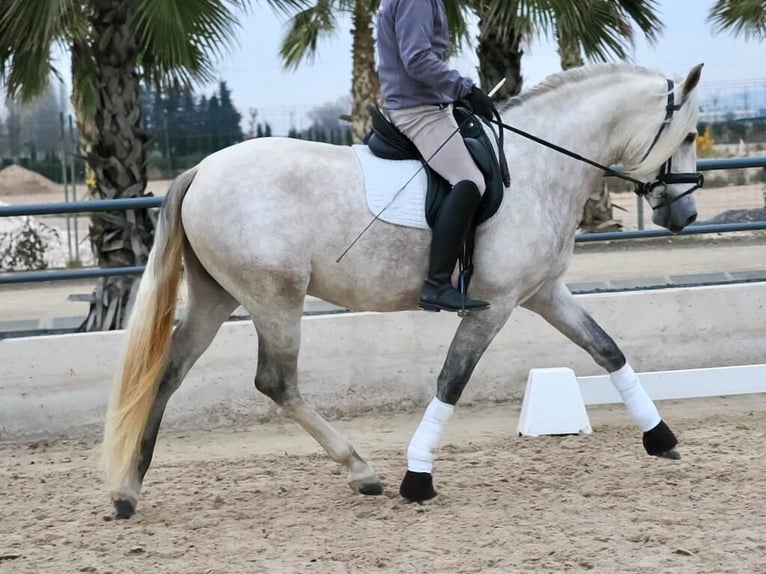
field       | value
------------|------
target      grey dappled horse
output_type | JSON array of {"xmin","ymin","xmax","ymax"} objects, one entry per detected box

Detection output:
[{"xmin": 103, "ymin": 63, "xmax": 704, "ymax": 518}]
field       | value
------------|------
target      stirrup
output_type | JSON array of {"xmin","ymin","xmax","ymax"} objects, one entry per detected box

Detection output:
[{"xmin": 458, "ymin": 272, "xmax": 469, "ymax": 317}]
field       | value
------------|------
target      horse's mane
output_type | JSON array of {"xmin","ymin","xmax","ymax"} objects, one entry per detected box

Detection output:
[{"xmin": 499, "ymin": 63, "xmax": 661, "ymax": 112}]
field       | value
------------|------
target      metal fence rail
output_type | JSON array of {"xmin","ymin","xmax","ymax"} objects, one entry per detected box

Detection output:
[
  {"xmin": 0, "ymin": 196, "xmax": 163, "ymax": 217},
  {"xmin": 1, "ymin": 157, "xmax": 765, "ymax": 286},
  {"xmin": 696, "ymin": 157, "xmax": 766, "ymax": 170}
]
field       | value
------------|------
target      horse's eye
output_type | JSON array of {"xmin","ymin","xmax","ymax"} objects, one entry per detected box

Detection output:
[{"xmin": 684, "ymin": 133, "xmax": 697, "ymax": 144}]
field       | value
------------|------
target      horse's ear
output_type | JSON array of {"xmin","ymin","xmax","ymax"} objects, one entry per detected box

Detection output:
[{"xmin": 680, "ymin": 63, "xmax": 704, "ymax": 103}]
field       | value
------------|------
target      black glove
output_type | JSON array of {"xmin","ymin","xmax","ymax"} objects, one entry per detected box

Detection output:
[{"xmin": 465, "ymin": 86, "xmax": 494, "ymax": 120}]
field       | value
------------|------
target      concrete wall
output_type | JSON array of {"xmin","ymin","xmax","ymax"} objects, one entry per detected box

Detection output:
[{"xmin": 1, "ymin": 283, "xmax": 764, "ymax": 441}]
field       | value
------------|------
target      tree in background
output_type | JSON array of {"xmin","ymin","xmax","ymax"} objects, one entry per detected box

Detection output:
[
  {"xmin": 0, "ymin": 116, "xmax": 6, "ymax": 159},
  {"xmin": 245, "ymin": 108, "xmax": 273, "ymax": 139},
  {"xmin": 16, "ymin": 82, "xmax": 61, "ymax": 158},
  {"xmin": 217, "ymin": 81, "xmax": 244, "ymax": 148},
  {"xmin": 0, "ymin": 0, "xmax": 259, "ymax": 330},
  {"xmin": 143, "ymin": 81, "xmax": 245, "ymax": 175},
  {"xmin": 4, "ymin": 97, "xmax": 22, "ymax": 161},
  {"xmin": 285, "ymin": 97, "xmax": 353, "ymax": 144}
]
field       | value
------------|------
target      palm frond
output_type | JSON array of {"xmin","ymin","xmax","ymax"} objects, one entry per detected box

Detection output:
[
  {"xmin": 553, "ymin": 1, "xmax": 632, "ymax": 62},
  {"xmin": 548, "ymin": 0, "xmax": 662, "ymax": 63},
  {"xmin": 259, "ymin": 0, "xmax": 314, "ymax": 18},
  {"xmin": 0, "ymin": 0, "xmax": 84, "ymax": 101},
  {"xmin": 708, "ymin": 0, "xmax": 766, "ymax": 40},
  {"xmin": 442, "ymin": 0, "xmax": 473, "ymax": 50},
  {"xmin": 480, "ymin": 0, "xmax": 543, "ymax": 41},
  {"xmin": 134, "ymin": 0, "xmax": 251, "ymax": 87},
  {"xmin": 479, "ymin": 0, "xmax": 662, "ymax": 60},
  {"xmin": 613, "ymin": 0, "xmax": 663, "ymax": 44},
  {"xmin": 279, "ymin": 0, "xmax": 338, "ymax": 69}
]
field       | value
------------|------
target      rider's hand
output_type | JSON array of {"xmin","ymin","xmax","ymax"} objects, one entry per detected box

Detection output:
[{"xmin": 465, "ymin": 86, "xmax": 494, "ymax": 120}]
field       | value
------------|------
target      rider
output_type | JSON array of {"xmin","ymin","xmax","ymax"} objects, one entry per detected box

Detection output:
[{"xmin": 376, "ymin": 0, "xmax": 495, "ymax": 313}]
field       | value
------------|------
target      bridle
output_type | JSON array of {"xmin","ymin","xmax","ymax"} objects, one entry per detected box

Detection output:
[
  {"xmin": 634, "ymin": 79, "xmax": 704, "ymax": 210},
  {"xmin": 489, "ymin": 78, "xmax": 704, "ymax": 211}
]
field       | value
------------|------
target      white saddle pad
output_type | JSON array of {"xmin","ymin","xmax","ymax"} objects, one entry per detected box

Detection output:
[
  {"xmin": 352, "ymin": 121, "xmax": 503, "ymax": 230},
  {"xmin": 351, "ymin": 144, "xmax": 430, "ymax": 230}
]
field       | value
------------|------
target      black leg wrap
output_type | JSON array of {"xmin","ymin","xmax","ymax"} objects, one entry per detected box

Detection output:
[
  {"xmin": 113, "ymin": 499, "xmax": 136, "ymax": 519},
  {"xmin": 399, "ymin": 471, "xmax": 437, "ymax": 502},
  {"xmin": 643, "ymin": 420, "xmax": 680, "ymax": 459}
]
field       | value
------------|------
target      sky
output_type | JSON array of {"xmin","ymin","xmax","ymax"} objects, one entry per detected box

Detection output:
[{"xmin": 50, "ymin": 0, "xmax": 766, "ymax": 135}]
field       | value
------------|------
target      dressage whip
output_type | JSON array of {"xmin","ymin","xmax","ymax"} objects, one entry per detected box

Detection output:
[{"xmin": 336, "ymin": 79, "xmax": 508, "ymax": 263}]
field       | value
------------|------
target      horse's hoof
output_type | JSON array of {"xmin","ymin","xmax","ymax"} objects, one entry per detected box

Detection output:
[
  {"xmin": 654, "ymin": 449, "xmax": 681, "ymax": 461},
  {"xmin": 348, "ymin": 469, "xmax": 383, "ymax": 496},
  {"xmin": 113, "ymin": 499, "xmax": 136, "ymax": 519},
  {"xmin": 358, "ymin": 481, "xmax": 384, "ymax": 496},
  {"xmin": 643, "ymin": 420, "xmax": 678, "ymax": 456},
  {"xmin": 399, "ymin": 470, "xmax": 437, "ymax": 502}
]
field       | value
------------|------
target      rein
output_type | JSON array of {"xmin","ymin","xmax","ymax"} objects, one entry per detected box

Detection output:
[{"xmin": 488, "ymin": 78, "xmax": 704, "ymax": 211}]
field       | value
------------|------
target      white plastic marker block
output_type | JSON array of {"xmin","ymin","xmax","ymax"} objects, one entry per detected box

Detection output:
[{"xmin": 517, "ymin": 367, "xmax": 593, "ymax": 437}]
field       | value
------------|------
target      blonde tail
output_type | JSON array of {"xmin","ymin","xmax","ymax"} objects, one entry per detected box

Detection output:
[{"xmin": 102, "ymin": 168, "xmax": 198, "ymax": 504}]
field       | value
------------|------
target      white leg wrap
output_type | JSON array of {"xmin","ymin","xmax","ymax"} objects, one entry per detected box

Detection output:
[
  {"xmin": 610, "ymin": 362, "xmax": 661, "ymax": 432},
  {"xmin": 407, "ymin": 397, "xmax": 454, "ymax": 473}
]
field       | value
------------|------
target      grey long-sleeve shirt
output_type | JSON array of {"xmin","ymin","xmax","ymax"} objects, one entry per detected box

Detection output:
[{"xmin": 376, "ymin": 0, "xmax": 474, "ymax": 109}]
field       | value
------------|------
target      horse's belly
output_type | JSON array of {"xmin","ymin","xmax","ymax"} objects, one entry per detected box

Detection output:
[{"xmin": 306, "ymin": 221, "xmax": 432, "ymax": 312}]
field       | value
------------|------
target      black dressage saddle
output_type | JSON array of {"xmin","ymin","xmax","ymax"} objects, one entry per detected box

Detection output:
[
  {"xmin": 364, "ymin": 104, "xmax": 507, "ymax": 228},
  {"xmin": 363, "ymin": 104, "xmax": 509, "ymax": 291}
]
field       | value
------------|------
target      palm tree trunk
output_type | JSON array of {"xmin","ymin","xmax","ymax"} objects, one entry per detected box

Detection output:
[
  {"xmin": 81, "ymin": 0, "xmax": 154, "ymax": 331},
  {"xmin": 476, "ymin": 1, "xmax": 523, "ymax": 100},
  {"xmin": 350, "ymin": 0, "xmax": 379, "ymax": 143},
  {"xmin": 556, "ymin": 29, "xmax": 616, "ymax": 232},
  {"xmin": 556, "ymin": 28, "xmax": 584, "ymax": 70}
]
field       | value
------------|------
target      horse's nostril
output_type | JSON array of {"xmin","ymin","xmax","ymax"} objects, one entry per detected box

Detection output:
[{"xmin": 685, "ymin": 212, "xmax": 698, "ymax": 227}]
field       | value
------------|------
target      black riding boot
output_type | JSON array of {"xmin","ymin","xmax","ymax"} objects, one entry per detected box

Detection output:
[{"xmin": 419, "ymin": 180, "xmax": 490, "ymax": 313}]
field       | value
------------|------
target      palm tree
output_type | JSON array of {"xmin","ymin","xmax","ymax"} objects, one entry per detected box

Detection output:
[
  {"xmin": 476, "ymin": 0, "xmax": 663, "ymax": 99},
  {"xmin": 270, "ymin": 0, "xmax": 470, "ymax": 143},
  {"xmin": 708, "ymin": 0, "xmax": 766, "ymax": 39},
  {"xmin": 0, "ymin": 0, "xmax": 261, "ymax": 330},
  {"xmin": 555, "ymin": 1, "xmax": 662, "ymax": 71}
]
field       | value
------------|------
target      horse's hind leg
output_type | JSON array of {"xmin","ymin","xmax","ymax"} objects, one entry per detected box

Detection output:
[
  {"xmin": 112, "ymin": 244, "xmax": 237, "ymax": 517},
  {"xmin": 522, "ymin": 279, "xmax": 679, "ymax": 459},
  {"xmin": 243, "ymin": 278, "xmax": 382, "ymax": 496}
]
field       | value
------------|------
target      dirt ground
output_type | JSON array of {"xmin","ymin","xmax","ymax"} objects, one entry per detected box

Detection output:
[{"xmin": 2, "ymin": 395, "xmax": 766, "ymax": 574}]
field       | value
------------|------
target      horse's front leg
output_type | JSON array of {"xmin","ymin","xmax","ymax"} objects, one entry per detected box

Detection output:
[
  {"xmin": 523, "ymin": 279, "xmax": 679, "ymax": 459},
  {"xmin": 400, "ymin": 304, "xmax": 514, "ymax": 502}
]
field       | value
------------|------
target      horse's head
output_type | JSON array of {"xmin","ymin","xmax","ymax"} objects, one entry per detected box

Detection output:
[{"xmin": 627, "ymin": 64, "xmax": 704, "ymax": 233}]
